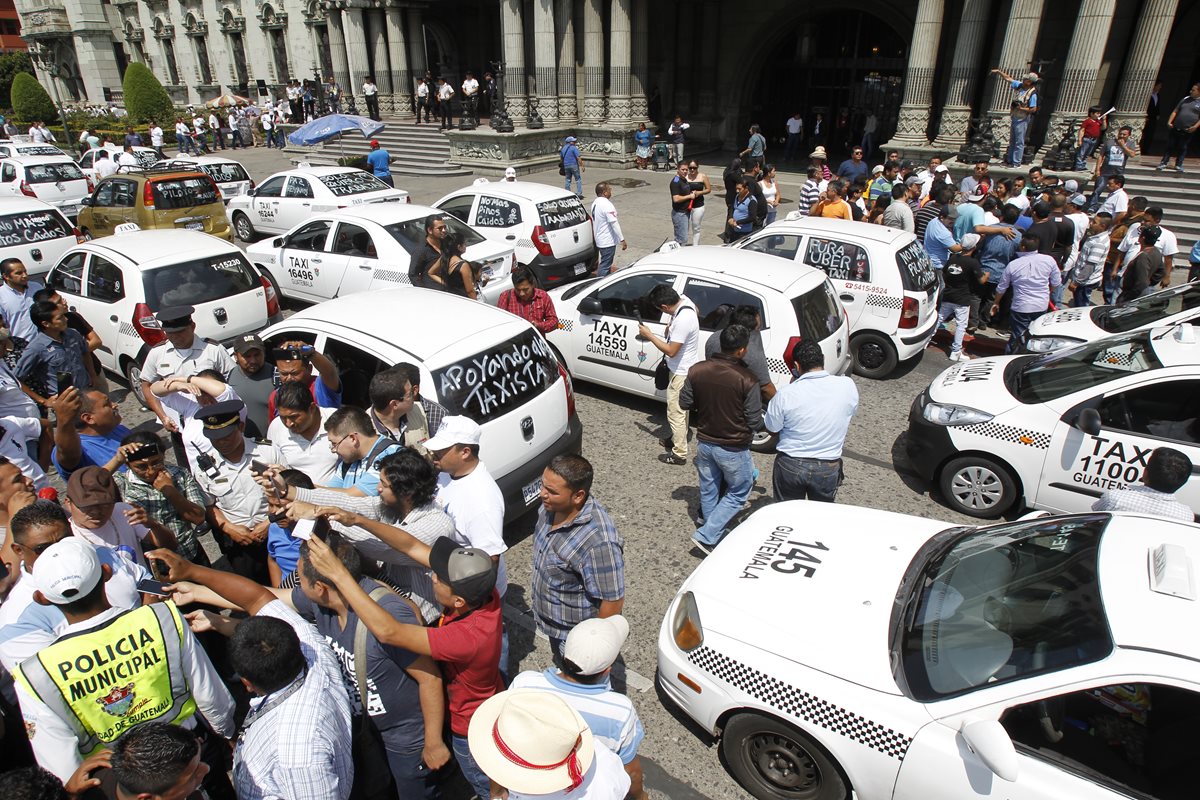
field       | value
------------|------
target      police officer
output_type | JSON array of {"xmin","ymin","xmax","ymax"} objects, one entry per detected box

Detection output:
[
  {"xmin": 140, "ymin": 306, "xmax": 235, "ymax": 464},
  {"xmin": 192, "ymin": 399, "xmax": 274, "ymax": 582},
  {"xmin": 12, "ymin": 537, "xmax": 235, "ymax": 788}
]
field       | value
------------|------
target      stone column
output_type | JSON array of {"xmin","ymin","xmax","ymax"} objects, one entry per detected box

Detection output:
[
  {"xmin": 984, "ymin": 0, "xmax": 1045, "ymax": 154},
  {"xmin": 385, "ymin": 5, "xmax": 413, "ymax": 117},
  {"xmin": 607, "ymin": 0, "xmax": 631, "ymax": 124},
  {"xmin": 1111, "ymin": 0, "xmax": 1179, "ymax": 143},
  {"xmin": 533, "ymin": 0, "xmax": 558, "ymax": 123},
  {"xmin": 630, "ymin": 0, "xmax": 648, "ymax": 119},
  {"xmin": 327, "ymin": 9, "xmax": 351, "ymax": 96},
  {"xmin": 407, "ymin": 6, "xmax": 425, "ymax": 77},
  {"xmin": 930, "ymin": 0, "xmax": 992, "ymax": 148},
  {"xmin": 695, "ymin": 1, "xmax": 719, "ymax": 116},
  {"xmin": 343, "ymin": 6, "xmax": 369, "ymax": 109},
  {"xmin": 554, "ymin": 0, "xmax": 577, "ymax": 123},
  {"xmin": 499, "ymin": 0, "xmax": 528, "ymax": 125},
  {"xmin": 368, "ymin": 9, "xmax": 390, "ymax": 90},
  {"xmin": 886, "ymin": 0, "xmax": 944, "ymax": 148},
  {"xmin": 581, "ymin": 0, "xmax": 605, "ymax": 123},
  {"xmin": 1038, "ymin": 0, "xmax": 1116, "ymax": 157}
]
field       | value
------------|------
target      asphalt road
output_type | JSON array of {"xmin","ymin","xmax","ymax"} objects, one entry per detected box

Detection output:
[{"xmin": 103, "ymin": 143, "xmax": 989, "ymax": 800}]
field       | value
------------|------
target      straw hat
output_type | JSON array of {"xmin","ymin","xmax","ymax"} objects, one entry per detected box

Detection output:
[{"xmin": 809, "ymin": 146, "xmax": 828, "ymax": 160}]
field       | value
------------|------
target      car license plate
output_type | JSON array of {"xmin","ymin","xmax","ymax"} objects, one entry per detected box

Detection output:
[
  {"xmin": 60, "ymin": 204, "xmax": 79, "ymax": 216},
  {"xmin": 221, "ymin": 183, "xmax": 239, "ymax": 195},
  {"xmin": 521, "ymin": 477, "xmax": 543, "ymax": 504},
  {"xmin": 185, "ymin": 222, "xmax": 205, "ymax": 231},
  {"xmin": 573, "ymin": 262, "xmax": 587, "ymax": 276}
]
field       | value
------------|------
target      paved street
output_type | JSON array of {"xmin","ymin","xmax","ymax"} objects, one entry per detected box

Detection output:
[{"xmin": 105, "ymin": 143, "xmax": 984, "ymax": 800}]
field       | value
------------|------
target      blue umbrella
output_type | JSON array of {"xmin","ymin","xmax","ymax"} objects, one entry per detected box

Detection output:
[{"xmin": 287, "ymin": 114, "xmax": 385, "ymax": 148}]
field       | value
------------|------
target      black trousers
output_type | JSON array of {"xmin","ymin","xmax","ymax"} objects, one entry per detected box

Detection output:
[{"xmin": 364, "ymin": 94, "xmax": 380, "ymax": 121}]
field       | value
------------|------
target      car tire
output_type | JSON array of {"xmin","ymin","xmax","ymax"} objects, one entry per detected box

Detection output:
[
  {"xmin": 721, "ymin": 713, "xmax": 849, "ymax": 800},
  {"xmin": 850, "ymin": 332, "xmax": 898, "ymax": 379},
  {"xmin": 938, "ymin": 454, "xmax": 1020, "ymax": 518},
  {"xmin": 232, "ymin": 212, "xmax": 257, "ymax": 242},
  {"xmin": 122, "ymin": 358, "xmax": 148, "ymax": 409},
  {"xmin": 750, "ymin": 429, "xmax": 778, "ymax": 453}
]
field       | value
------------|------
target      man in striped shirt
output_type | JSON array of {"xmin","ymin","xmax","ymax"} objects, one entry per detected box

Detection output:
[
  {"xmin": 796, "ymin": 167, "xmax": 822, "ymax": 216},
  {"xmin": 1067, "ymin": 213, "xmax": 1112, "ymax": 307}
]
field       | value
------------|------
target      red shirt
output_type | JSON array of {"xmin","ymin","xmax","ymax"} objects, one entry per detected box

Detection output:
[
  {"xmin": 426, "ymin": 590, "xmax": 504, "ymax": 735},
  {"xmin": 498, "ymin": 288, "xmax": 558, "ymax": 334},
  {"xmin": 1082, "ymin": 117, "xmax": 1102, "ymax": 138}
]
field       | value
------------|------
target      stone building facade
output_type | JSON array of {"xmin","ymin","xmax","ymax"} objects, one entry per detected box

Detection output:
[{"xmin": 14, "ymin": 0, "xmax": 1200, "ymax": 161}]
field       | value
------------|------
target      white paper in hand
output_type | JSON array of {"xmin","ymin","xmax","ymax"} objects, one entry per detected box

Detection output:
[{"xmin": 291, "ymin": 518, "xmax": 316, "ymax": 541}]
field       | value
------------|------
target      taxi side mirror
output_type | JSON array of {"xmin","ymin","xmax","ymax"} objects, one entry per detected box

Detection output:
[
  {"xmin": 578, "ymin": 296, "xmax": 602, "ymax": 316},
  {"xmin": 960, "ymin": 719, "xmax": 1019, "ymax": 782},
  {"xmin": 80, "ymin": 197, "xmax": 93, "ymax": 206},
  {"xmin": 1076, "ymin": 408, "xmax": 1102, "ymax": 436},
  {"xmin": 272, "ymin": 237, "xmax": 283, "ymax": 248}
]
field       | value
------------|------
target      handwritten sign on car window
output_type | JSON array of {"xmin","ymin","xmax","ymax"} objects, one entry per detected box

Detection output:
[
  {"xmin": 0, "ymin": 210, "xmax": 71, "ymax": 247},
  {"xmin": 804, "ymin": 237, "xmax": 870, "ymax": 282},
  {"xmin": 474, "ymin": 195, "xmax": 521, "ymax": 228},
  {"xmin": 537, "ymin": 197, "xmax": 588, "ymax": 231},
  {"xmin": 26, "ymin": 163, "xmax": 85, "ymax": 184},
  {"xmin": 318, "ymin": 170, "xmax": 385, "ymax": 197},
  {"xmin": 152, "ymin": 177, "xmax": 219, "ymax": 209},
  {"xmin": 896, "ymin": 240, "xmax": 936, "ymax": 290},
  {"xmin": 435, "ymin": 329, "xmax": 557, "ymax": 420}
]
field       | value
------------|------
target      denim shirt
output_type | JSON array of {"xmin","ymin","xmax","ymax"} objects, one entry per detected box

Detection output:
[{"xmin": 14, "ymin": 329, "xmax": 90, "ymax": 395}]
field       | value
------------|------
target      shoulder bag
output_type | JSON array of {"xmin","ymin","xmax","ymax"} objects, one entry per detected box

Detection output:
[{"xmin": 349, "ymin": 584, "xmax": 401, "ymax": 800}]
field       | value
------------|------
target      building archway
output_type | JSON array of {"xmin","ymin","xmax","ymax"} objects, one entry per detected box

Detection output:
[{"xmin": 735, "ymin": 4, "xmax": 912, "ymax": 161}]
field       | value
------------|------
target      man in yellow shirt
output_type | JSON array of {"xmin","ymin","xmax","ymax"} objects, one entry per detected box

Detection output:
[{"xmin": 810, "ymin": 181, "xmax": 853, "ymax": 220}]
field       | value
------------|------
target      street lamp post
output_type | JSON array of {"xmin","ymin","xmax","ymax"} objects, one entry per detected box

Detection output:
[{"xmin": 30, "ymin": 45, "xmax": 74, "ymax": 151}]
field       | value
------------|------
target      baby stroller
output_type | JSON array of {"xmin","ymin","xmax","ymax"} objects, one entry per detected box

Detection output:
[{"xmin": 652, "ymin": 139, "xmax": 673, "ymax": 171}]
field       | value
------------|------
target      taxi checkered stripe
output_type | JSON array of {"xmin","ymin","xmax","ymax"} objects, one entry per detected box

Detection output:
[
  {"xmin": 558, "ymin": 319, "xmax": 574, "ymax": 331},
  {"xmin": 865, "ymin": 294, "xmax": 904, "ymax": 310},
  {"xmin": 372, "ymin": 270, "xmax": 410, "ymax": 284},
  {"xmin": 961, "ymin": 421, "xmax": 1052, "ymax": 449},
  {"xmin": 766, "ymin": 357, "xmax": 791, "ymax": 375},
  {"xmin": 687, "ymin": 646, "xmax": 912, "ymax": 761}
]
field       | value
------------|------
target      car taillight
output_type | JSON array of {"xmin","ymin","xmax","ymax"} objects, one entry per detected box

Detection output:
[
  {"xmin": 132, "ymin": 303, "xmax": 166, "ymax": 345},
  {"xmin": 18, "ymin": 180, "xmax": 35, "ymax": 198},
  {"xmin": 531, "ymin": 224, "xmax": 553, "ymax": 257},
  {"xmin": 249, "ymin": 178, "xmax": 256, "ymax": 191},
  {"xmin": 85, "ymin": 175, "xmax": 95, "ymax": 191},
  {"xmin": 143, "ymin": 182, "xmax": 156, "ymax": 210},
  {"xmin": 261, "ymin": 275, "xmax": 280, "ymax": 316},
  {"xmin": 557, "ymin": 360, "xmax": 575, "ymax": 418},
  {"xmin": 899, "ymin": 296, "xmax": 920, "ymax": 329},
  {"xmin": 208, "ymin": 177, "xmax": 221, "ymax": 201},
  {"xmin": 405, "ymin": 196, "xmax": 411, "ymax": 203},
  {"xmin": 783, "ymin": 335, "xmax": 803, "ymax": 367},
  {"xmin": 73, "ymin": 226, "xmax": 85, "ymax": 243}
]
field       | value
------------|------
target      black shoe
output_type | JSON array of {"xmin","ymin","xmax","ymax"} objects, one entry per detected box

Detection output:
[
  {"xmin": 658, "ymin": 437, "xmax": 673, "ymax": 451},
  {"xmin": 659, "ymin": 453, "xmax": 687, "ymax": 466},
  {"xmin": 690, "ymin": 536, "xmax": 713, "ymax": 555}
]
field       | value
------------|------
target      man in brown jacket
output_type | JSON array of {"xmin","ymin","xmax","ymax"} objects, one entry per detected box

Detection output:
[{"xmin": 679, "ymin": 325, "xmax": 762, "ymax": 554}]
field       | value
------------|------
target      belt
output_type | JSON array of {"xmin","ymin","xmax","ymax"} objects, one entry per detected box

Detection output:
[{"xmin": 778, "ymin": 453, "xmax": 841, "ymax": 464}]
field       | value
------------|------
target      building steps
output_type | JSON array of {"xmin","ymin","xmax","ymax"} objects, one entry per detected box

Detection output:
[
  {"xmin": 1110, "ymin": 161, "xmax": 1197, "ymax": 256},
  {"xmin": 288, "ymin": 120, "xmax": 472, "ymax": 178}
]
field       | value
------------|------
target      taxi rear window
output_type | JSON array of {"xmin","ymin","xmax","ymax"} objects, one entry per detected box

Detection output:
[
  {"xmin": 1006, "ymin": 333, "xmax": 1164, "ymax": 403},
  {"xmin": 26, "ymin": 163, "xmax": 85, "ymax": 184},
  {"xmin": 151, "ymin": 176, "xmax": 220, "ymax": 209},
  {"xmin": 537, "ymin": 196, "xmax": 588, "ymax": 231},
  {"xmin": 384, "ymin": 216, "xmax": 484, "ymax": 254},
  {"xmin": 142, "ymin": 253, "xmax": 258, "ymax": 307},
  {"xmin": 199, "ymin": 163, "xmax": 250, "ymax": 183},
  {"xmin": 791, "ymin": 281, "xmax": 842, "ymax": 343},
  {"xmin": 433, "ymin": 329, "xmax": 558, "ymax": 422},
  {"xmin": 0, "ymin": 209, "xmax": 72, "ymax": 246},
  {"xmin": 318, "ymin": 171, "xmax": 388, "ymax": 197},
  {"xmin": 896, "ymin": 240, "xmax": 937, "ymax": 292}
]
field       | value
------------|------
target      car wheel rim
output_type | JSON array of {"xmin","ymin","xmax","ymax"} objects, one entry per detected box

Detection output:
[
  {"xmin": 950, "ymin": 465, "xmax": 1004, "ymax": 510},
  {"xmin": 858, "ymin": 341, "xmax": 886, "ymax": 370},
  {"xmin": 235, "ymin": 217, "xmax": 250, "ymax": 238},
  {"xmin": 751, "ymin": 430, "xmax": 773, "ymax": 447},
  {"xmin": 746, "ymin": 733, "xmax": 819, "ymax": 795}
]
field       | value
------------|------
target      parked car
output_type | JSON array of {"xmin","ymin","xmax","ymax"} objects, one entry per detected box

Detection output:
[
  {"xmin": 732, "ymin": 213, "xmax": 940, "ymax": 378},
  {"xmin": 226, "ymin": 166, "xmax": 409, "ymax": 241},
  {"xmin": 546, "ymin": 244, "xmax": 852, "ymax": 450},
  {"xmin": 259, "ymin": 287, "xmax": 583, "ymax": 520},
  {"xmin": 77, "ymin": 170, "xmax": 232, "ymax": 241},
  {"xmin": 0, "ymin": 141, "xmax": 69, "ymax": 160},
  {"xmin": 246, "ymin": 203, "xmax": 516, "ymax": 305},
  {"xmin": 0, "ymin": 155, "xmax": 91, "ymax": 220},
  {"xmin": 77, "ymin": 146, "xmax": 160, "ymax": 179},
  {"xmin": 1023, "ymin": 280, "xmax": 1200, "ymax": 353},
  {"xmin": 153, "ymin": 156, "xmax": 255, "ymax": 204},
  {"xmin": 43, "ymin": 228, "xmax": 279, "ymax": 401},
  {"xmin": 433, "ymin": 179, "xmax": 596, "ymax": 288},
  {"xmin": 660, "ymin": 501, "xmax": 1200, "ymax": 800},
  {"xmin": 0, "ymin": 198, "xmax": 84, "ymax": 277}
]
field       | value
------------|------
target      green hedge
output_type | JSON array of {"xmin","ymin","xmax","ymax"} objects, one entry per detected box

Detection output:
[
  {"xmin": 11, "ymin": 72, "xmax": 56, "ymax": 123},
  {"xmin": 122, "ymin": 63, "xmax": 174, "ymax": 125}
]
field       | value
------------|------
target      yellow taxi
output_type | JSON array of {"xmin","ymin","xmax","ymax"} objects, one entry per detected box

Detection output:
[{"xmin": 77, "ymin": 169, "xmax": 232, "ymax": 241}]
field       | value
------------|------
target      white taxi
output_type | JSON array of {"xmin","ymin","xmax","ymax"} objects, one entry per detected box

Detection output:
[
  {"xmin": 0, "ymin": 155, "xmax": 90, "ymax": 219},
  {"xmin": 1024, "ymin": 281, "xmax": 1200, "ymax": 353},
  {"xmin": 77, "ymin": 146, "xmax": 160, "ymax": 179},
  {"xmin": 732, "ymin": 213, "xmax": 940, "ymax": 378},
  {"xmin": 0, "ymin": 141, "xmax": 68, "ymax": 159},
  {"xmin": 547, "ymin": 245, "xmax": 851, "ymax": 448},
  {"xmin": 0, "ymin": 198, "xmax": 83, "ymax": 277},
  {"xmin": 905, "ymin": 325, "xmax": 1200, "ymax": 519},
  {"xmin": 659, "ymin": 501, "xmax": 1200, "ymax": 800},
  {"xmin": 153, "ymin": 156, "xmax": 254, "ymax": 204},
  {"xmin": 227, "ymin": 166, "xmax": 409, "ymax": 241},
  {"xmin": 245, "ymin": 203, "xmax": 515, "ymax": 305}
]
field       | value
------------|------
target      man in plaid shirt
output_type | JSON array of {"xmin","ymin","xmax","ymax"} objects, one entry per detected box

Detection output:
[
  {"xmin": 1067, "ymin": 212, "xmax": 1113, "ymax": 307},
  {"xmin": 112, "ymin": 430, "xmax": 211, "ymax": 561},
  {"xmin": 497, "ymin": 268, "xmax": 558, "ymax": 334},
  {"xmin": 531, "ymin": 453, "xmax": 625, "ymax": 664}
]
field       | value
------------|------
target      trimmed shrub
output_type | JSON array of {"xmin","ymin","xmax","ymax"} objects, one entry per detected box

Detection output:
[
  {"xmin": 122, "ymin": 63, "xmax": 174, "ymax": 124},
  {"xmin": 11, "ymin": 72, "xmax": 57, "ymax": 123},
  {"xmin": 0, "ymin": 52, "xmax": 34, "ymax": 109}
]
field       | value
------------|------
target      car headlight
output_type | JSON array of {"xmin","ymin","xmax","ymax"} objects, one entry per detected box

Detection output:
[
  {"xmin": 671, "ymin": 591, "xmax": 704, "ymax": 652},
  {"xmin": 922, "ymin": 401, "xmax": 994, "ymax": 426},
  {"xmin": 1024, "ymin": 335, "xmax": 1084, "ymax": 353}
]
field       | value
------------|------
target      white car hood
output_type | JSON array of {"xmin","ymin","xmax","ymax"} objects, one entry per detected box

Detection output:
[
  {"xmin": 682, "ymin": 502, "xmax": 950, "ymax": 694},
  {"xmin": 1026, "ymin": 306, "xmax": 1101, "ymax": 341},
  {"xmin": 925, "ymin": 355, "xmax": 1025, "ymax": 417}
]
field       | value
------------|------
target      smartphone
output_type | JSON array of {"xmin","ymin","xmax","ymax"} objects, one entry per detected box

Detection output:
[
  {"xmin": 126, "ymin": 444, "xmax": 160, "ymax": 462},
  {"xmin": 56, "ymin": 371, "xmax": 74, "ymax": 391},
  {"xmin": 149, "ymin": 558, "xmax": 168, "ymax": 582},
  {"xmin": 136, "ymin": 578, "xmax": 169, "ymax": 597},
  {"xmin": 250, "ymin": 460, "xmax": 269, "ymax": 475}
]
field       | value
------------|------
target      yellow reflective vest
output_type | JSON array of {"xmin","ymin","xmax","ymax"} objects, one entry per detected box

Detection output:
[{"xmin": 14, "ymin": 601, "xmax": 197, "ymax": 758}]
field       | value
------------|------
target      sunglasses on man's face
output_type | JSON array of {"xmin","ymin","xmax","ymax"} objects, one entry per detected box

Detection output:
[{"xmin": 28, "ymin": 538, "xmax": 66, "ymax": 555}]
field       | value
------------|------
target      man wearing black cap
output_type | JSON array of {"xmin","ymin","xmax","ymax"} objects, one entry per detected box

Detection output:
[
  {"xmin": 227, "ymin": 334, "xmax": 273, "ymax": 438},
  {"xmin": 140, "ymin": 306, "xmax": 233, "ymax": 436},
  {"xmin": 192, "ymin": 398, "xmax": 274, "ymax": 581},
  {"xmin": 267, "ymin": 339, "xmax": 342, "ymax": 423}
]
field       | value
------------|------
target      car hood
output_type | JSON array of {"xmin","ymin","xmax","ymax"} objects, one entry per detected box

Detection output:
[
  {"xmin": 1026, "ymin": 306, "xmax": 1100, "ymax": 341},
  {"xmin": 682, "ymin": 502, "xmax": 950, "ymax": 694},
  {"xmin": 925, "ymin": 355, "xmax": 1025, "ymax": 416}
]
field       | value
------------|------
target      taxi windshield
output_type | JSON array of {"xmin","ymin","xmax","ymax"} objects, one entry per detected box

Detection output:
[
  {"xmin": 894, "ymin": 515, "xmax": 1113, "ymax": 702},
  {"xmin": 1091, "ymin": 283, "xmax": 1200, "ymax": 333},
  {"xmin": 1007, "ymin": 332, "xmax": 1163, "ymax": 403}
]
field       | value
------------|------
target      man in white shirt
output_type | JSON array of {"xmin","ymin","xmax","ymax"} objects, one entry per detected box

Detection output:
[
  {"xmin": 638, "ymin": 284, "xmax": 700, "ymax": 465},
  {"xmin": 116, "ymin": 145, "xmax": 139, "ymax": 172},
  {"xmin": 148, "ymin": 120, "xmax": 165, "ymax": 157},
  {"xmin": 191, "ymin": 115, "xmax": 209, "ymax": 154},
  {"xmin": 783, "ymin": 112, "xmax": 804, "ymax": 161},
  {"xmin": 362, "ymin": 75, "xmax": 380, "ymax": 121},
  {"xmin": 1113, "ymin": 205, "xmax": 1180, "ymax": 288},
  {"xmin": 416, "ymin": 78, "xmax": 431, "ymax": 124},
  {"xmin": 590, "ymin": 182, "xmax": 626, "ymax": 277},
  {"xmin": 174, "ymin": 118, "xmax": 193, "ymax": 155},
  {"xmin": 461, "ymin": 71, "xmax": 480, "ymax": 125},
  {"xmin": 207, "ymin": 111, "xmax": 223, "ymax": 150},
  {"xmin": 1093, "ymin": 446, "xmax": 1195, "ymax": 522},
  {"xmin": 140, "ymin": 305, "xmax": 234, "ymax": 435},
  {"xmin": 93, "ymin": 150, "xmax": 118, "ymax": 178},
  {"xmin": 149, "ymin": 370, "xmax": 243, "ymax": 468},
  {"xmin": 436, "ymin": 77, "xmax": 454, "ymax": 130},
  {"xmin": 267, "ymin": 382, "xmax": 338, "ymax": 484},
  {"xmin": 1096, "ymin": 174, "xmax": 1129, "ymax": 227}
]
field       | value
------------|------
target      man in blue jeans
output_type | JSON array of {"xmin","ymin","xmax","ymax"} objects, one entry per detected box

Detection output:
[
  {"xmin": 991, "ymin": 233, "xmax": 1061, "ymax": 354},
  {"xmin": 764, "ymin": 341, "xmax": 858, "ymax": 503},
  {"xmin": 678, "ymin": 324, "xmax": 762, "ymax": 554},
  {"xmin": 669, "ymin": 162, "xmax": 696, "ymax": 245},
  {"xmin": 561, "ymin": 135, "xmax": 584, "ymax": 197},
  {"xmin": 992, "ymin": 68, "xmax": 1039, "ymax": 167}
]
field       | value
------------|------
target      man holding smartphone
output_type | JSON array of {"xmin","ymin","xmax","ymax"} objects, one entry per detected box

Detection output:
[
  {"xmin": 15, "ymin": 300, "xmax": 95, "ymax": 406},
  {"xmin": 267, "ymin": 340, "xmax": 343, "ymax": 423}
]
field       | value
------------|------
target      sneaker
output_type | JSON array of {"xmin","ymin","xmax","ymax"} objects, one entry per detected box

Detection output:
[
  {"xmin": 949, "ymin": 350, "xmax": 972, "ymax": 362},
  {"xmin": 1156, "ymin": 163, "xmax": 1167, "ymax": 171},
  {"xmin": 659, "ymin": 453, "xmax": 687, "ymax": 466},
  {"xmin": 690, "ymin": 536, "xmax": 713, "ymax": 555},
  {"xmin": 1176, "ymin": 167, "xmax": 1185, "ymax": 174}
]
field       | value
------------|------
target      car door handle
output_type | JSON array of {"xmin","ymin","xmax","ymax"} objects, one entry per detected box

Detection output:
[
  {"xmin": 109, "ymin": 315, "xmax": 118, "ymax": 322},
  {"xmin": 310, "ymin": 257, "xmax": 322, "ymax": 263},
  {"xmin": 839, "ymin": 294, "xmax": 855, "ymax": 303},
  {"xmin": 505, "ymin": 235, "xmax": 516, "ymax": 240},
  {"xmin": 301, "ymin": 202, "xmax": 310, "ymax": 206},
  {"xmin": 359, "ymin": 264, "xmax": 371, "ymax": 270}
]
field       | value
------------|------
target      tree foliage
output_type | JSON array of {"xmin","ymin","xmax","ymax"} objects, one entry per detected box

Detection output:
[
  {"xmin": 0, "ymin": 52, "xmax": 34, "ymax": 110},
  {"xmin": 122, "ymin": 62, "xmax": 174, "ymax": 124},
  {"xmin": 10, "ymin": 72, "xmax": 57, "ymax": 123}
]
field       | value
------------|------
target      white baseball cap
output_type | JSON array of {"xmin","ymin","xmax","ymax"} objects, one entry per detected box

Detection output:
[
  {"xmin": 32, "ymin": 537, "xmax": 102, "ymax": 605},
  {"xmin": 424, "ymin": 415, "xmax": 483, "ymax": 451},
  {"xmin": 504, "ymin": 167, "xmax": 517, "ymax": 179},
  {"xmin": 563, "ymin": 615, "xmax": 629, "ymax": 675}
]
